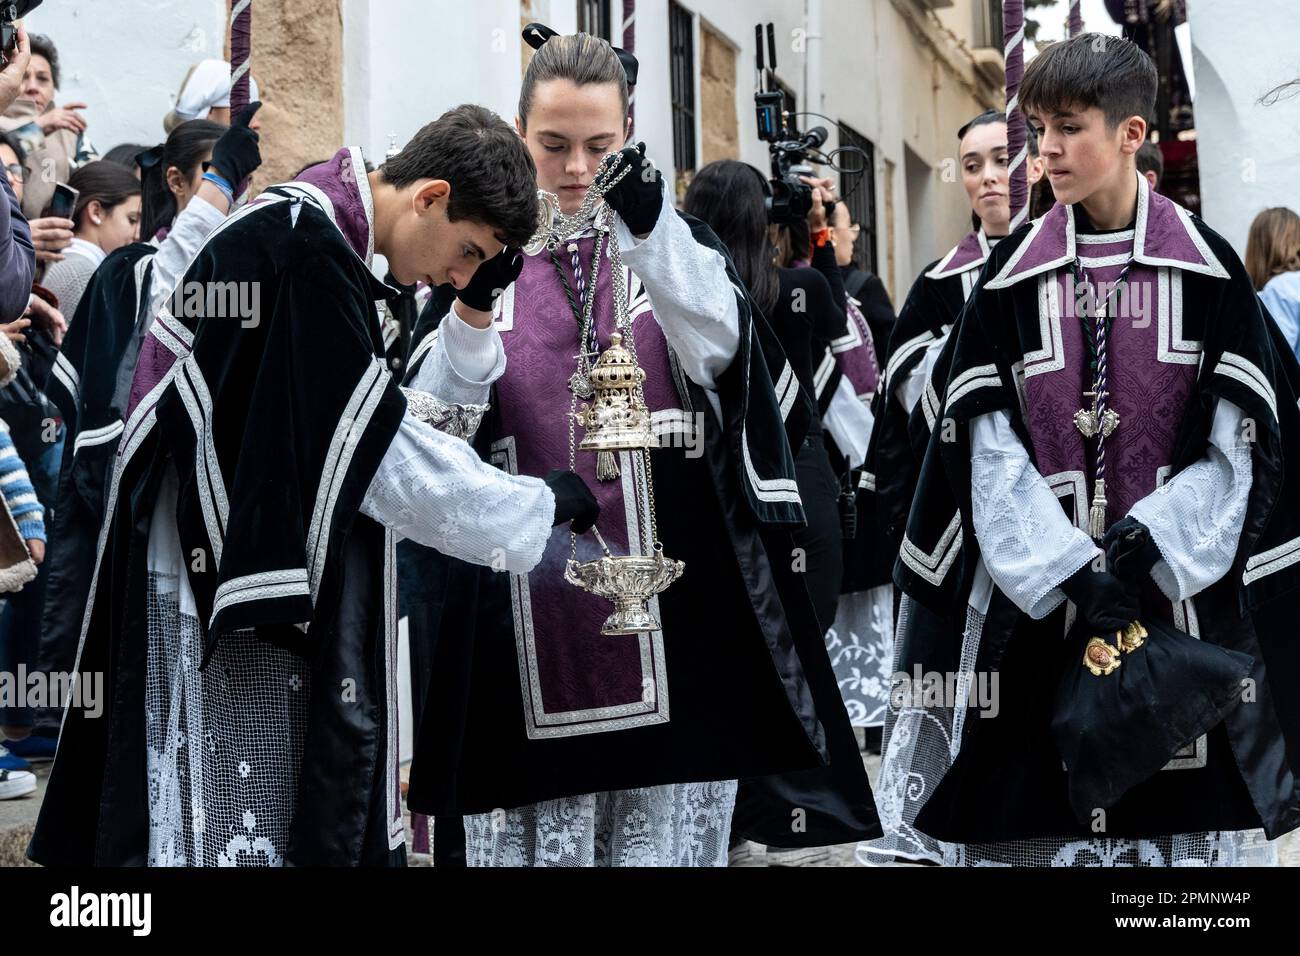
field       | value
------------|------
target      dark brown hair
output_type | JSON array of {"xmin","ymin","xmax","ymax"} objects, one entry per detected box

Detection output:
[
  {"xmin": 139, "ymin": 119, "xmax": 225, "ymax": 240},
  {"xmin": 64, "ymin": 160, "xmax": 141, "ymax": 228},
  {"xmin": 28, "ymin": 33, "xmax": 60, "ymax": 89},
  {"xmin": 684, "ymin": 160, "xmax": 780, "ymax": 316},
  {"xmin": 380, "ymin": 104, "xmax": 539, "ymax": 249},
  {"xmin": 1136, "ymin": 141, "xmax": 1164, "ymax": 186},
  {"xmin": 1021, "ymin": 33, "xmax": 1157, "ymax": 130}
]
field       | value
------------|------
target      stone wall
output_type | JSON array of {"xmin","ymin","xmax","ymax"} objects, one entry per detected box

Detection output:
[
  {"xmin": 244, "ymin": 0, "xmax": 344, "ymax": 189},
  {"xmin": 700, "ymin": 23, "xmax": 738, "ymax": 166}
]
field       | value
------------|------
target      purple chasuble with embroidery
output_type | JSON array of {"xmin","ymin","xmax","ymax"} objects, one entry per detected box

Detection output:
[
  {"xmin": 491, "ymin": 230, "xmax": 688, "ymax": 733},
  {"xmin": 1006, "ymin": 185, "xmax": 1221, "ymax": 624}
]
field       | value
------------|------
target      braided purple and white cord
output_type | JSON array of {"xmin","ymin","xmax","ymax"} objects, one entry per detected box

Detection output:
[{"xmin": 1092, "ymin": 307, "xmax": 1110, "ymax": 486}]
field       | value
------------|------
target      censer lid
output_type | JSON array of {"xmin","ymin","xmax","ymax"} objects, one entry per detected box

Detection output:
[{"xmin": 588, "ymin": 333, "xmax": 644, "ymax": 390}]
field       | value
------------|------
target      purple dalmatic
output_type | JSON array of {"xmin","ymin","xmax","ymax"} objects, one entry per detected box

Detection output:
[
  {"xmin": 125, "ymin": 147, "xmax": 377, "ymax": 428},
  {"xmin": 488, "ymin": 227, "xmax": 689, "ymax": 740},
  {"xmin": 831, "ymin": 299, "xmax": 880, "ymax": 402},
  {"xmin": 1020, "ymin": 241, "xmax": 1194, "ymax": 525},
  {"xmin": 984, "ymin": 175, "xmax": 1230, "ymax": 621}
]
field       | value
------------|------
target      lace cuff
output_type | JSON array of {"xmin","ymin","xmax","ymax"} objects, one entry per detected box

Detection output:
[
  {"xmin": 1128, "ymin": 398, "xmax": 1253, "ymax": 602},
  {"xmin": 399, "ymin": 386, "xmax": 488, "ymax": 441},
  {"xmin": 361, "ymin": 412, "xmax": 554, "ymax": 574},
  {"xmin": 971, "ymin": 411, "xmax": 1099, "ymax": 619}
]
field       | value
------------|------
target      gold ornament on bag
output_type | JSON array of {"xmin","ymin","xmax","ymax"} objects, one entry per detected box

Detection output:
[
  {"xmin": 1118, "ymin": 620, "xmax": 1148, "ymax": 653},
  {"xmin": 1081, "ymin": 620, "xmax": 1147, "ymax": 676},
  {"xmin": 1083, "ymin": 636, "xmax": 1122, "ymax": 677}
]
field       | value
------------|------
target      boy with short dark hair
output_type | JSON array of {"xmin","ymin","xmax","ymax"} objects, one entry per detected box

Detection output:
[
  {"xmin": 876, "ymin": 33, "xmax": 1300, "ymax": 866},
  {"xmin": 30, "ymin": 104, "xmax": 598, "ymax": 866}
]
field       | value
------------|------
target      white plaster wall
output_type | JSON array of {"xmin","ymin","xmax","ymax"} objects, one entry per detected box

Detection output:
[
  {"xmin": 24, "ymin": 0, "xmax": 227, "ymax": 151},
  {"xmin": 682, "ymin": 0, "xmax": 993, "ymax": 293},
  {"xmin": 1186, "ymin": 0, "xmax": 1300, "ymax": 258},
  {"xmin": 334, "ymin": 0, "xmax": 995, "ymax": 293},
  {"xmin": 34, "ymin": 0, "xmax": 1003, "ymax": 296},
  {"xmin": 343, "ymin": 0, "xmax": 524, "ymax": 166}
]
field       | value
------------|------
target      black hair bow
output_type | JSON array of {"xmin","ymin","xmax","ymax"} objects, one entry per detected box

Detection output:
[
  {"xmin": 135, "ymin": 143, "xmax": 166, "ymax": 172},
  {"xmin": 522, "ymin": 21, "xmax": 638, "ymax": 86}
]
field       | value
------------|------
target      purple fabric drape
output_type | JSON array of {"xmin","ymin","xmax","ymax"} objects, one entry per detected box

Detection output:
[
  {"xmin": 229, "ymin": 0, "xmax": 252, "ymax": 118},
  {"xmin": 623, "ymin": 0, "xmax": 636, "ymax": 135},
  {"xmin": 1003, "ymin": 1, "xmax": 1028, "ymax": 229}
]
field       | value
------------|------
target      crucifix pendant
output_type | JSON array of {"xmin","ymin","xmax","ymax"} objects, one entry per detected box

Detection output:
[{"xmin": 1074, "ymin": 390, "xmax": 1119, "ymax": 439}]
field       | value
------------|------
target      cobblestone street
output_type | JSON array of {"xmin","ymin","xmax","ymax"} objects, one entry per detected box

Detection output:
[{"xmin": 7, "ymin": 751, "xmax": 1299, "ymax": 867}]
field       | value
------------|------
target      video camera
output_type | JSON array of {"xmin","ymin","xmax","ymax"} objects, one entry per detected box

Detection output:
[
  {"xmin": 1, "ymin": 1, "xmax": 42, "ymax": 67},
  {"xmin": 753, "ymin": 22, "xmax": 869, "ymax": 227},
  {"xmin": 754, "ymin": 22, "xmax": 829, "ymax": 225}
]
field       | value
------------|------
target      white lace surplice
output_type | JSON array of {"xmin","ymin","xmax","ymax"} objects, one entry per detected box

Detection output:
[
  {"xmin": 146, "ymin": 468, "xmax": 310, "ymax": 867},
  {"xmin": 826, "ymin": 585, "xmax": 894, "ymax": 727},
  {"xmin": 144, "ymin": 318, "xmax": 556, "ymax": 864},
  {"xmin": 464, "ymin": 781, "xmax": 738, "ymax": 867},
  {"xmin": 449, "ymin": 195, "xmax": 747, "ymax": 868}
]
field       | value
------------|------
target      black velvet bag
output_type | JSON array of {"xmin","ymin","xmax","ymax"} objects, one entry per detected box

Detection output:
[{"xmin": 1051, "ymin": 526, "xmax": 1253, "ymax": 823}]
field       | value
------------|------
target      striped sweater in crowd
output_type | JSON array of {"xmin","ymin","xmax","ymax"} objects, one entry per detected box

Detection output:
[{"xmin": 0, "ymin": 420, "xmax": 44, "ymax": 543}]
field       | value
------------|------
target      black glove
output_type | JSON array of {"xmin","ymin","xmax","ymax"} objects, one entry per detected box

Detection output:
[
  {"xmin": 205, "ymin": 101, "xmax": 263, "ymax": 187},
  {"xmin": 1103, "ymin": 516, "xmax": 1163, "ymax": 584},
  {"xmin": 1059, "ymin": 563, "xmax": 1141, "ymax": 634},
  {"xmin": 601, "ymin": 142, "xmax": 663, "ymax": 237},
  {"xmin": 456, "ymin": 246, "xmax": 524, "ymax": 313},
  {"xmin": 545, "ymin": 469, "xmax": 599, "ymax": 534}
]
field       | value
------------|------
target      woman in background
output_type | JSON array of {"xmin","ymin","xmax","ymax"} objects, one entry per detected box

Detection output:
[
  {"xmin": 1246, "ymin": 206, "xmax": 1300, "ymax": 362},
  {"xmin": 39, "ymin": 160, "xmax": 141, "ymax": 323}
]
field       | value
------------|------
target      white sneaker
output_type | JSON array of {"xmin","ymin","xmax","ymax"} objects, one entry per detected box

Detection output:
[{"xmin": 0, "ymin": 767, "xmax": 36, "ymax": 800}]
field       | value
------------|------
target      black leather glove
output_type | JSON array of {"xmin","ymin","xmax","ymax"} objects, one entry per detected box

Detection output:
[
  {"xmin": 205, "ymin": 101, "xmax": 262, "ymax": 186},
  {"xmin": 456, "ymin": 246, "xmax": 524, "ymax": 313},
  {"xmin": 1103, "ymin": 516, "xmax": 1163, "ymax": 584},
  {"xmin": 601, "ymin": 142, "xmax": 663, "ymax": 237},
  {"xmin": 1059, "ymin": 563, "xmax": 1141, "ymax": 634},
  {"xmin": 545, "ymin": 469, "xmax": 599, "ymax": 534}
]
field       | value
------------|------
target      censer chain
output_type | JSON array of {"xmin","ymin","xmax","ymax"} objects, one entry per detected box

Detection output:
[
  {"xmin": 561, "ymin": 158, "xmax": 666, "ymax": 562},
  {"xmin": 538, "ymin": 154, "xmax": 636, "ymax": 252}
]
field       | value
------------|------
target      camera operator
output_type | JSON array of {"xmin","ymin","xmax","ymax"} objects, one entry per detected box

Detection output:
[{"xmin": 684, "ymin": 159, "xmax": 845, "ymax": 634}]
